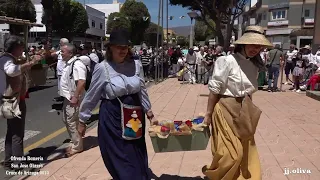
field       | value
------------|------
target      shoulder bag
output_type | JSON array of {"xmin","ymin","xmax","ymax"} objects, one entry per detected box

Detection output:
[
  {"xmin": 103, "ymin": 61, "xmax": 144, "ymax": 140},
  {"xmin": 232, "ymin": 55, "xmax": 262, "ymax": 140},
  {"xmin": 266, "ymin": 50, "xmax": 278, "ymax": 68}
]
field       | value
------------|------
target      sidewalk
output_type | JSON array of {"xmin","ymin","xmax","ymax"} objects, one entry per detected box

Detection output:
[{"xmin": 22, "ymin": 78, "xmax": 320, "ymax": 180}]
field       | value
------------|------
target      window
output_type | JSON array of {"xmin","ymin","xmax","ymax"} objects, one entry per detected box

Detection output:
[
  {"xmin": 271, "ymin": 10, "xmax": 286, "ymax": 20},
  {"xmin": 100, "ymin": 23, "xmax": 103, "ymax": 29},
  {"xmin": 92, "ymin": 20, "xmax": 95, "ymax": 28},
  {"xmin": 305, "ymin": 9, "xmax": 310, "ymax": 17}
]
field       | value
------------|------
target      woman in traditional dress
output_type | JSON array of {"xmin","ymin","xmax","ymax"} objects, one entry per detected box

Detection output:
[
  {"xmin": 78, "ymin": 29, "xmax": 157, "ymax": 180},
  {"xmin": 202, "ymin": 26, "xmax": 272, "ymax": 180}
]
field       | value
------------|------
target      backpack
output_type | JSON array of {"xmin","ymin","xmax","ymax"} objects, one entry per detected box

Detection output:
[
  {"xmin": 69, "ymin": 55, "xmax": 97, "ymax": 91},
  {"xmin": 96, "ymin": 51, "xmax": 104, "ymax": 63}
]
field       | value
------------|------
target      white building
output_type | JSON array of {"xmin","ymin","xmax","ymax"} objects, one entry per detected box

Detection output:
[
  {"xmin": 29, "ymin": 0, "xmax": 105, "ymax": 49},
  {"xmin": 87, "ymin": 0, "xmax": 122, "ymax": 36}
]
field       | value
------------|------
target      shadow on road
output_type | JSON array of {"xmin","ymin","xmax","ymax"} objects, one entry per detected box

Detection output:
[
  {"xmin": 150, "ymin": 169, "xmax": 208, "ymax": 180},
  {"xmin": 16, "ymin": 136, "xmax": 99, "ymax": 180},
  {"xmin": 28, "ymin": 85, "xmax": 55, "ymax": 93}
]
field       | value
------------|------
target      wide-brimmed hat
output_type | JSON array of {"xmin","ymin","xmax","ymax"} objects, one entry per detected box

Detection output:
[
  {"xmin": 234, "ymin": 26, "xmax": 272, "ymax": 47},
  {"xmin": 107, "ymin": 29, "xmax": 131, "ymax": 46},
  {"xmin": 301, "ymin": 45, "xmax": 311, "ymax": 50}
]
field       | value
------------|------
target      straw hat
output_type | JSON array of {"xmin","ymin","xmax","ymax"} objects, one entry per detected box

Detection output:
[
  {"xmin": 302, "ymin": 45, "xmax": 311, "ymax": 50},
  {"xmin": 234, "ymin": 26, "xmax": 272, "ymax": 47}
]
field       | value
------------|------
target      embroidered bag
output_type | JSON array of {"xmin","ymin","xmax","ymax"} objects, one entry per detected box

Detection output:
[{"xmin": 103, "ymin": 61, "xmax": 143, "ymax": 140}]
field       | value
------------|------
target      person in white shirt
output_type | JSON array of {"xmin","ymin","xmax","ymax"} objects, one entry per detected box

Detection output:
[
  {"xmin": 52, "ymin": 38, "xmax": 69, "ymax": 102},
  {"xmin": 314, "ymin": 46, "xmax": 320, "ymax": 64},
  {"xmin": 301, "ymin": 45, "xmax": 314, "ymax": 65},
  {"xmin": 59, "ymin": 43, "xmax": 86, "ymax": 157},
  {"xmin": 196, "ymin": 46, "xmax": 207, "ymax": 83},
  {"xmin": 227, "ymin": 44, "xmax": 235, "ymax": 55},
  {"xmin": 78, "ymin": 43, "xmax": 99, "ymax": 64},
  {"xmin": 284, "ymin": 44, "xmax": 298, "ymax": 85},
  {"xmin": 186, "ymin": 47, "xmax": 197, "ymax": 84},
  {"xmin": 1, "ymin": 35, "xmax": 42, "ymax": 170}
]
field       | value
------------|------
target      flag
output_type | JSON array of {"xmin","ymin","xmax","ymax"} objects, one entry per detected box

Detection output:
[
  {"xmin": 169, "ymin": 16, "xmax": 174, "ymax": 20},
  {"xmin": 179, "ymin": 16, "xmax": 185, "ymax": 19},
  {"xmin": 143, "ymin": 16, "xmax": 149, "ymax": 21}
]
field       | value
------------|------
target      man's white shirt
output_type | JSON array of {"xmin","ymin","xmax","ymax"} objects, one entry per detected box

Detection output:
[
  {"xmin": 56, "ymin": 50, "xmax": 65, "ymax": 76},
  {"xmin": 60, "ymin": 56, "xmax": 87, "ymax": 101},
  {"xmin": 286, "ymin": 50, "xmax": 298, "ymax": 63},
  {"xmin": 196, "ymin": 52, "xmax": 207, "ymax": 65}
]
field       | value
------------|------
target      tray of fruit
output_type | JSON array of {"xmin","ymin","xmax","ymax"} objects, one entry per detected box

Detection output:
[{"xmin": 148, "ymin": 116, "xmax": 207, "ymax": 138}]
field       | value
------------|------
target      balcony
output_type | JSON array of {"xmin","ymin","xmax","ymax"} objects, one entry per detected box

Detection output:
[{"xmin": 267, "ymin": 20, "xmax": 289, "ymax": 27}]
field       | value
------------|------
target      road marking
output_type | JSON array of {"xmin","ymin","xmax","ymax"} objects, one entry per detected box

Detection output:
[
  {"xmin": 1, "ymin": 108, "xmax": 99, "ymax": 154},
  {"xmin": 0, "ymin": 130, "xmax": 41, "ymax": 152},
  {"xmin": 48, "ymin": 109, "xmax": 56, "ymax": 113},
  {"xmin": 24, "ymin": 127, "xmax": 66, "ymax": 153}
]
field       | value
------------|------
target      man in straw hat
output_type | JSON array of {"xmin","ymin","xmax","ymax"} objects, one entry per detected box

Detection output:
[{"xmin": 203, "ymin": 26, "xmax": 272, "ymax": 180}]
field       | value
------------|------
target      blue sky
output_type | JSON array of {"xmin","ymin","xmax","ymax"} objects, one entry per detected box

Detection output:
[{"xmin": 78, "ymin": 0, "xmax": 191, "ymax": 27}]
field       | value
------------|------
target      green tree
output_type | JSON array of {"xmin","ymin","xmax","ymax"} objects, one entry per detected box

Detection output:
[
  {"xmin": 170, "ymin": 0, "xmax": 247, "ymax": 49},
  {"xmin": 0, "ymin": 0, "xmax": 36, "ymax": 35},
  {"xmin": 176, "ymin": 36, "xmax": 188, "ymax": 47},
  {"xmin": 106, "ymin": 12, "xmax": 131, "ymax": 33},
  {"xmin": 45, "ymin": 0, "xmax": 88, "ymax": 40},
  {"xmin": 194, "ymin": 17, "xmax": 216, "ymax": 42},
  {"xmin": 144, "ymin": 22, "xmax": 163, "ymax": 47},
  {"xmin": 120, "ymin": 0, "xmax": 150, "ymax": 45}
]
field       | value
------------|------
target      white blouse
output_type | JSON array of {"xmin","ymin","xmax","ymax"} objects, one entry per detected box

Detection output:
[{"xmin": 208, "ymin": 53, "xmax": 259, "ymax": 97}]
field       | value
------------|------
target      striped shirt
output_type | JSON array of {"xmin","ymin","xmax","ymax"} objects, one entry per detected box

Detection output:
[{"xmin": 140, "ymin": 54, "xmax": 151, "ymax": 66}]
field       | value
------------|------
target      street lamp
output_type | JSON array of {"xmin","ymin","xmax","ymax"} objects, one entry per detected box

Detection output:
[{"xmin": 187, "ymin": 11, "xmax": 198, "ymax": 48}]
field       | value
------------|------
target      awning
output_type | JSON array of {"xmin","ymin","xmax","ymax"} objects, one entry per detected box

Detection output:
[
  {"xmin": 0, "ymin": 16, "xmax": 43, "ymax": 27},
  {"xmin": 290, "ymin": 28, "xmax": 313, "ymax": 37}
]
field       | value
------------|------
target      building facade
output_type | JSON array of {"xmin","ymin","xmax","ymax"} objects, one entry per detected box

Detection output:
[
  {"xmin": 87, "ymin": 0, "xmax": 122, "ymax": 36},
  {"xmin": 243, "ymin": 0, "xmax": 316, "ymax": 50},
  {"xmin": 29, "ymin": 0, "xmax": 106, "ymax": 49}
]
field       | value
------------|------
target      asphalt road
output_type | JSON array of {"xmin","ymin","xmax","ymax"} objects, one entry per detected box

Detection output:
[{"xmin": 0, "ymin": 70, "xmax": 99, "ymax": 180}]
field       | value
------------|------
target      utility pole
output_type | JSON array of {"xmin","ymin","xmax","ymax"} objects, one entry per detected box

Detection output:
[
  {"xmin": 166, "ymin": 0, "xmax": 169, "ymax": 45},
  {"xmin": 155, "ymin": 0, "xmax": 162, "ymax": 83},
  {"xmin": 160, "ymin": 0, "xmax": 164, "ymax": 81},
  {"xmin": 312, "ymin": 0, "xmax": 320, "ymax": 54}
]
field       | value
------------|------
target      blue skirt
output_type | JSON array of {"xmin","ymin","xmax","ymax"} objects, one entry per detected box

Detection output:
[{"xmin": 98, "ymin": 94, "xmax": 151, "ymax": 180}]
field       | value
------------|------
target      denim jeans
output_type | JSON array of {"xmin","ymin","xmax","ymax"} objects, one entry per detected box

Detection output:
[{"xmin": 268, "ymin": 66, "xmax": 280, "ymax": 89}]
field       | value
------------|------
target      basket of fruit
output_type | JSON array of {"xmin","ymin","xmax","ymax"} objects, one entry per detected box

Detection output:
[{"xmin": 149, "ymin": 115, "xmax": 210, "ymax": 153}]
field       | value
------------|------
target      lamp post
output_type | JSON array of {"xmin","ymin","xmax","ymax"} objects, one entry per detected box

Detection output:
[
  {"xmin": 187, "ymin": 11, "xmax": 198, "ymax": 48},
  {"xmin": 312, "ymin": 0, "xmax": 320, "ymax": 54}
]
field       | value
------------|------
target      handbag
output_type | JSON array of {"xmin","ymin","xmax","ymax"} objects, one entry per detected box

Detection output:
[
  {"xmin": 233, "ymin": 56, "xmax": 262, "ymax": 140},
  {"xmin": 0, "ymin": 93, "xmax": 21, "ymax": 119},
  {"xmin": 266, "ymin": 50, "xmax": 278, "ymax": 68},
  {"xmin": 103, "ymin": 61, "xmax": 143, "ymax": 140}
]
